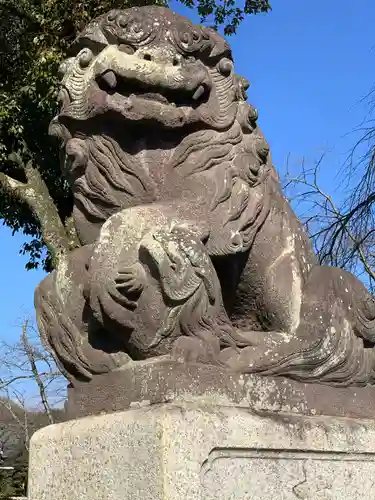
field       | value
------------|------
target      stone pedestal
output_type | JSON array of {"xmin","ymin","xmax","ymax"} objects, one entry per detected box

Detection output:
[{"xmin": 28, "ymin": 361, "xmax": 375, "ymax": 500}]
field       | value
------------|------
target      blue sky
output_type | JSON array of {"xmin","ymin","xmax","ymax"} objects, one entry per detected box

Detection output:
[{"xmin": 1, "ymin": 0, "xmax": 375, "ymax": 347}]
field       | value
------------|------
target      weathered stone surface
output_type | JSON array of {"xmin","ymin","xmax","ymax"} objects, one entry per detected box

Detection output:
[
  {"xmin": 27, "ymin": 7, "xmax": 375, "ymax": 500},
  {"xmin": 34, "ymin": 5, "xmax": 375, "ymax": 389},
  {"xmin": 66, "ymin": 358, "xmax": 375, "ymax": 420},
  {"xmin": 28, "ymin": 402, "xmax": 375, "ymax": 500}
]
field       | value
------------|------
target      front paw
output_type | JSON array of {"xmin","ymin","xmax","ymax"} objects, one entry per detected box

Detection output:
[
  {"xmin": 172, "ymin": 335, "xmax": 221, "ymax": 365},
  {"xmin": 218, "ymin": 345, "xmax": 262, "ymax": 372}
]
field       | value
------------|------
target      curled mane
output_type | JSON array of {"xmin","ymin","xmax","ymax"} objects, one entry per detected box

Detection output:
[
  {"xmin": 168, "ymin": 103, "xmax": 272, "ymax": 255},
  {"xmin": 63, "ymin": 97, "xmax": 271, "ymax": 254},
  {"xmin": 73, "ymin": 134, "xmax": 158, "ymax": 222}
]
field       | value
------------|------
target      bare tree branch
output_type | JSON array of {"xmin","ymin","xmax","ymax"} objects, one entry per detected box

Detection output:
[
  {"xmin": 282, "ymin": 152, "xmax": 375, "ymax": 291},
  {"xmin": 0, "ymin": 319, "xmax": 66, "ymax": 433},
  {"xmin": 20, "ymin": 321, "xmax": 54, "ymax": 424}
]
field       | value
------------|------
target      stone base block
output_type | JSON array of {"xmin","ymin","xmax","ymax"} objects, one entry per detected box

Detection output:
[
  {"xmin": 66, "ymin": 359, "xmax": 375, "ymax": 420},
  {"xmin": 29, "ymin": 401, "xmax": 375, "ymax": 500}
]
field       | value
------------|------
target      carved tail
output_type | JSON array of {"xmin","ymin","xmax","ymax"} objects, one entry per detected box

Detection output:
[{"xmin": 35, "ymin": 273, "xmax": 125, "ymax": 384}]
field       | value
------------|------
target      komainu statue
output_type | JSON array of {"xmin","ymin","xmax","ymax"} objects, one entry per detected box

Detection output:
[{"xmin": 35, "ymin": 6, "xmax": 375, "ymax": 388}]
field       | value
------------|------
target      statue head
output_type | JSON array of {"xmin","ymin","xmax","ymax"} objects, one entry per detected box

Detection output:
[
  {"xmin": 53, "ymin": 6, "xmax": 246, "ymax": 132},
  {"xmin": 50, "ymin": 6, "xmax": 267, "ymax": 247}
]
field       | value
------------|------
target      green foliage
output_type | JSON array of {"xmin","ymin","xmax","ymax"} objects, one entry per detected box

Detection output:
[
  {"xmin": 0, "ymin": 446, "xmax": 28, "ymax": 499},
  {"xmin": 0, "ymin": 0, "xmax": 271, "ymax": 271},
  {"xmin": 0, "ymin": 470, "xmax": 14, "ymax": 500}
]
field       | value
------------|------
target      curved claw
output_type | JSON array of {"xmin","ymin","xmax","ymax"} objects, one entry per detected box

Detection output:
[
  {"xmin": 114, "ymin": 263, "xmax": 145, "ymax": 297},
  {"xmin": 115, "ymin": 277, "xmax": 143, "ymax": 295}
]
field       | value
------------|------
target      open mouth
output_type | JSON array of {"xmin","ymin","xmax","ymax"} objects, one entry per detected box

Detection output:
[{"xmin": 96, "ymin": 70, "xmax": 210, "ymax": 108}]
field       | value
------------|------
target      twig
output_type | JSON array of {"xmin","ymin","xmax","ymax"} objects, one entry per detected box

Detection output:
[{"xmin": 21, "ymin": 321, "xmax": 54, "ymax": 424}]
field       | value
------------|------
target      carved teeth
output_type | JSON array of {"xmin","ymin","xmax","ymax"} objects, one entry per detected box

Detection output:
[
  {"xmin": 192, "ymin": 84, "xmax": 205, "ymax": 101},
  {"xmin": 101, "ymin": 71, "xmax": 117, "ymax": 89}
]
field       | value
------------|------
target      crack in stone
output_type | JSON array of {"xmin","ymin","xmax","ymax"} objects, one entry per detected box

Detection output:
[{"xmin": 292, "ymin": 460, "xmax": 308, "ymax": 500}]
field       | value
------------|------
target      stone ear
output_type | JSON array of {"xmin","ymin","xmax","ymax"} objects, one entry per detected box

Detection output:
[{"xmin": 217, "ymin": 58, "xmax": 234, "ymax": 77}]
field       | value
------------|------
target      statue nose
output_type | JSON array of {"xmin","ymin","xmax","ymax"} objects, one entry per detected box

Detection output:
[{"xmin": 135, "ymin": 49, "xmax": 183, "ymax": 67}]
